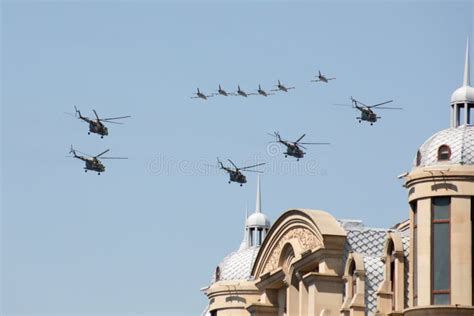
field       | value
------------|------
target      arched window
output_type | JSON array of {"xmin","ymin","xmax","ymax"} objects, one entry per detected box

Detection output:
[
  {"xmin": 349, "ymin": 261, "xmax": 357, "ymax": 298},
  {"xmin": 437, "ymin": 145, "xmax": 451, "ymax": 161},
  {"xmin": 387, "ymin": 241, "xmax": 396, "ymax": 310},
  {"xmin": 215, "ymin": 266, "xmax": 221, "ymax": 282},
  {"xmin": 416, "ymin": 150, "xmax": 422, "ymax": 166},
  {"xmin": 377, "ymin": 233, "xmax": 406, "ymax": 313}
]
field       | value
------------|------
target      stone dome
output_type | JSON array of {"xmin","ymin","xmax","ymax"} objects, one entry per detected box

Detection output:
[
  {"xmin": 414, "ymin": 125, "xmax": 474, "ymax": 168},
  {"xmin": 212, "ymin": 246, "xmax": 260, "ymax": 283}
]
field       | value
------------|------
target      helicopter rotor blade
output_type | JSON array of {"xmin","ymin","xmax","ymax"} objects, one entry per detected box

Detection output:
[
  {"xmin": 101, "ymin": 120, "xmax": 124, "ymax": 125},
  {"xmin": 374, "ymin": 106, "xmax": 402, "ymax": 110},
  {"xmin": 92, "ymin": 109, "xmax": 100, "ymax": 121},
  {"xmin": 333, "ymin": 103, "xmax": 354, "ymax": 107},
  {"xmin": 227, "ymin": 159, "xmax": 239, "ymax": 170},
  {"xmin": 242, "ymin": 169, "xmax": 264, "ymax": 174},
  {"xmin": 299, "ymin": 142, "xmax": 331, "ymax": 145},
  {"xmin": 75, "ymin": 149, "xmax": 91, "ymax": 157},
  {"xmin": 100, "ymin": 157, "xmax": 128, "ymax": 159},
  {"xmin": 356, "ymin": 100, "xmax": 370, "ymax": 107},
  {"xmin": 295, "ymin": 134, "xmax": 306, "ymax": 143},
  {"xmin": 239, "ymin": 162, "xmax": 266, "ymax": 171},
  {"xmin": 101, "ymin": 115, "xmax": 131, "ymax": 121},
  {"xmin": 95, "ymin": 149, "xmax": 110, "ymax": 158},
  {"xmin": 369, "ymin": 100, "xmax": 393, "ymax": 108}
]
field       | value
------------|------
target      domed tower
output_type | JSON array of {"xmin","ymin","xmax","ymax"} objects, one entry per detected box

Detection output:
[
  {"xmin": 245, "ymin": 176, "xmax": 271, "ymax": 248},
  {"xmin": 202, "ymin": 177, "xmax": 271, "ymax": 316},
  {"xmin": 404, "ymin": 40, "xmax": 474, "ymax": 315}
]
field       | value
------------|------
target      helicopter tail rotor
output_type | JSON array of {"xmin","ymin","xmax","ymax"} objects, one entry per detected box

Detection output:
[
  {"xmin": 216, "ymin": 157, "xmax": 224, "ymax": 169},
  {"xmin": 74, "ymin": 106, "xmax": 81, "ymax": 118},
  {"xmin": 69, "ymin": 145, "xmax": 78, "ymax": 157}
]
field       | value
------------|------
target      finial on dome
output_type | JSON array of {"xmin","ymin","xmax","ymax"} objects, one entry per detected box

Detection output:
[
  {"xmin": 255, "ymin": 176, "xmax": 261, "ymax": 213},
  {"xmin": 464, "ymin": 37, "xmax": 470, "ymax": 87}
]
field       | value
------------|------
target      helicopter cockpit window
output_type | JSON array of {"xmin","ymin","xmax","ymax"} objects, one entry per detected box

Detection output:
[
  {"xmin": 416, "ymin": 150, "xmax": 421, "ymax": 166},
  {"xmin": 437, "ymin": 145, "xmax": 451, "ymax": 161}
]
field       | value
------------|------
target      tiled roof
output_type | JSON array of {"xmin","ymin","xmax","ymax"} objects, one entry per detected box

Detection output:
[
  {"xmin": 364, "ymin": 255, "xmax": 384, "ymax": 314},
  {"xmin": 211, "ymin": 246, "xmax": 260, "ymax": 284},
  {"xmin": 401, "ymin": 231, "xmax": 411, "ymax": 308},
  {"xmin": 415, "ymin": 125, "xmax": 474, "ymax": 168},
  {"xmin": 340, "ymin": 220, "xmax": 388, "ymax": 315}
]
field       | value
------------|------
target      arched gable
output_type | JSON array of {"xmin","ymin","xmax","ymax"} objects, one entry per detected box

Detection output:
[
  {"xmin": 344, "ymin": 252, "xmax": 365, "ymax": 277},
  {"xmin": 252, "ymin": 209, "xmax": 346, "ymax": 278},
  {"xmin": 383, "ymin": 231, "xmax": 404, "ymax": 257}
]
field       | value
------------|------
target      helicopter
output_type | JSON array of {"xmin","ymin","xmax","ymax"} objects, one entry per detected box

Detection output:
[
  {"xmin": 215, "ymin": 84, "xmax": 234, "ymax": 96},
  {"xmin": 311, "ymin": 70, "xmax": 336, "ymax": 83},
  {"xmin": 216, "ymin": 158, "xmax": 265, "ymax": 186},
  {"xmin": 234, "ymin": 85, "xmax": 256, "ymax": 97},
  {"xmin": 68, "ymin": 146, "xmax": 127, "ymax": 175},
  {"xmin": 74, "ymin": 106, "xmax": 131, "ymax": 138},
  {"xmin": 335, "ymin": 97, "xmax": 402, "ymax": 125},
  {"xmin": 256, "ymin": 84, "xmax": 275, "ymax": 97},
  {"xmin": 271, "ymin": 80, "xmax": 295, "ymax": 92},
  {"xmin": 268, "ymin": 132, "xmax": 330, "ymax": 161},
  {"xmin": 191, "ymin": 88, "xmax": 214, "ymax": 100}
]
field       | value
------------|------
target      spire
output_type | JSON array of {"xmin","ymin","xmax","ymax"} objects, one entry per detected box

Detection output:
[
  {"xmin": 464, "ymin": 38, "xmax": 470, "ymax": 87},
  {"xmin": 239, "ymin": 205, "xmax": 249, "ymax": 250},
  {"xmin": 255, "ymin": 176, "xmax": 261, "ymax": 213}
]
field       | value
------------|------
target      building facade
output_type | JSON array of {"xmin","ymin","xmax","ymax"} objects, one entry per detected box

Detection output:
[{"xmin": 201, "ymin": 41, "xmax": 474, "ymax": 316}]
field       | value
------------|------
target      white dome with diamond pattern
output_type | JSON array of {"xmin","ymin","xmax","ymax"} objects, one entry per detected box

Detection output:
[
  {"xmin": 414, "ymin": 125, "xmax": 474, "ymax": 168},
  {"xmin": 211, "ymin": 246, "xmax": 260, "ymax": 283}
]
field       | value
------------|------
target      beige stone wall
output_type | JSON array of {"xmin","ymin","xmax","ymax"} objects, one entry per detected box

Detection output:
[
  {"xmin": 450, "ymin": 196, "xmax": 472, "ymax": 305},
  {"xmin": 405, "ymin": 165, "xmax": 474, "ymax": 308}
]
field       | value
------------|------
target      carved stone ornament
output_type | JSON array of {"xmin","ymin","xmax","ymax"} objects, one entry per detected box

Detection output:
[{"xmin": 262, "ymin": 227, "xmax": 322, "ymax": 274}]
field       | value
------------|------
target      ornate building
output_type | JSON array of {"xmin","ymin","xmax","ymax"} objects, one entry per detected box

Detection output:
[{"xmin": 201, "ymin": 40, "xmax": 474, "ymax": 316}]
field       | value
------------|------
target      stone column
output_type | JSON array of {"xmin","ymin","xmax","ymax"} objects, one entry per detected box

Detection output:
[{"xmin": 451, "ymin": 196, "xmax": 472, "ymax": 305}]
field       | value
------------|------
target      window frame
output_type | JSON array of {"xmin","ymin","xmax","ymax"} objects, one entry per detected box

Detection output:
[
  {"xmin": 412, "ymin": 201, "xmax": 418, "ymax": 307},
  {"xmin": 437, "ymin": 145, "xmax": 451, "ymax": 161},
  {"xmin": 416, "ymin": 150, "xmax": 422, "ymax": 166},
  {"xmin": 431, "ymin": 197, "xmax": 451, "ymax": 305}
]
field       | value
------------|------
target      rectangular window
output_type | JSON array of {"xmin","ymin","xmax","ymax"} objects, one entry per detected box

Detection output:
[
  {"xmin": 411, "ymin": 201, "xmax": 418, "ymax": 307},
  {"xmin": 431, "ymin": 197, "xmax": 450, "ymax": 305}
]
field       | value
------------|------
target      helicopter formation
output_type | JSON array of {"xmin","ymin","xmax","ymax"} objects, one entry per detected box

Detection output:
[
  {"xmin": 67, "ymin": 107, "xmax": 130, "ymax": 174},
  {"xmin": 206, "ymin": 131, "xmax": 329, "ymax": 186},
  {"xmin": 66, "ymin": 68, "xmax": 402, "ymax": 181},
  {"xmin": 191, "ymin": 70, "xmax": 402, "ymax": 126},
  {"xmin": 191, "ymin": 69, "xmax": 402, "ymax": 185},
  {"xmin": 191, "ymin": 79, "xmax": 295, "ymax": 100}
]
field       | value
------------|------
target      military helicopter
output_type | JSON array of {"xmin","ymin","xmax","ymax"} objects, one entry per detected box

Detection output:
[
  {"xmin": 214, "ymin": 84, "xmax": 234, "ymax": 96},
  {"xmin": 271, "ymin": 80, "xmax": 295, "ymax": 92},
  {"xmin": 335, "ymin": 97, "xmax": 402, "ymax": 125},
  {"xmin": 68, "ymin": 146, "xmax": 127, "ymax": 175},
  {"xmin": 216, "ymin": 158, "xmax": 265, "ymax": 186},
  {"xmin": 311, "ymin": 70, "xmax": 336, "ymax": 83},
  {"xmin": 256, "ymin": 84, "xmax": 275, "ymax": 97},
  {"xmin": 74, "ymin": 106, "xmax": 131, "ymax": 138},
  {"xmin": 234, "ymin": 85, "xmax": 256, "ymax": 97},
  {"xmin": 191, "ymin": 88, "xmax": 215, "ymax": 100},
  {"xmin": 268, "ymin": 132, "xmax": 330, "ymax": 161}
]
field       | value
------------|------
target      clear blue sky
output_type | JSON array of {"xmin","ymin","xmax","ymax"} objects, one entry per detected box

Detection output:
[{"xmin": 1, "ymin": 1, "xmax": 472, "ymax": 315}]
